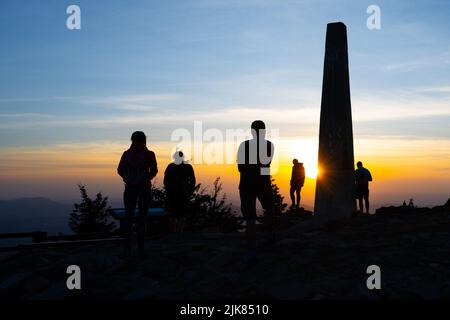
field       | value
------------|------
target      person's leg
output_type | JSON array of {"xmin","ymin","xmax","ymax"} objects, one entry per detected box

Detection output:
[
  {"xmin": 246, "ymin": 218, "xmax": 257, "ymax": 252},
  {"xmin": 123, "ymin": 187, "xmax": 137, "ymax": 256},
  {"xmin": 358, "ymin": 197, "xmax": 364, "ymax": 213},
  {"xmin": 167, "ymin": 195, "xmax": 177, "ymax": 233},
  {"xmin": 169, "ymin": 218, "xmax": 177, "ymax": 233},
  {"xmin": 177, "ymin": 217, "xmax": 186, "ymax": 234},
  {"xmin": 296, "ymin": 187, "xmax": 301, "ymax": 207},
  {"xmin": 176, "ymin": 196, "xmax": 188, "ymax": 234},
  {"xmin": 258, "ymin": 182, "xmax": 275, "ymax": 241},
  {"xmin": 289, "ymin": 186, "xmax": 295, "ymax": 207},
  {"xmin": 136, "ymin": 186, "xmax": 150, "ymax": 257},
  {"xmin": 364, "ymin": 191, "xmax": 370, "ymax": 214},
  {"xmin": 240, "ymin": 188, "xmax": 257, "ymax": 252}
]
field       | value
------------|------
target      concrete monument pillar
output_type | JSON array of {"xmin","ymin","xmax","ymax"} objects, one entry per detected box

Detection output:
[{"xmin": 314, "ymin": 22, "xmax": 356, "ymax": 221}]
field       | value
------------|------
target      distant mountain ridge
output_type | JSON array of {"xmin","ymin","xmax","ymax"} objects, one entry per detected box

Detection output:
[{"xmin": 0, "ymin": 197, "xmax": 73, "ymax": 235}]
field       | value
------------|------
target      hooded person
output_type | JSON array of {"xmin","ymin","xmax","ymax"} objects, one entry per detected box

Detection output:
[
  {"xmin": 290, "ymin": 159, "xmax": 305, "ymax": 208},
  {"xmin": 117, "ymin": 131, "xmax": 158, "ymax": 258},
  {"xmin": 164, "ymin": 151, "xmax": 196, "ymax": 235},
  {"xmin": 354, "ymin": 161, "xmax": 373, "ymax": 214}
]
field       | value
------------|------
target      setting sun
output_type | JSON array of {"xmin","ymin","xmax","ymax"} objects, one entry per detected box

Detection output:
[
  {"xmin": 288, "ymin": 139, "xmax": 319, "ymax": 179},
  {"xmin": 308, "ymin": 166, "xmax": 319, "ymax": 179}
]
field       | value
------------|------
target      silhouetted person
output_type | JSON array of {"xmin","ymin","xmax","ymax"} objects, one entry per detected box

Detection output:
[
  {"xmin": 290, "ymin": 159, "xmax": 305, "ymax": 209},
  {"xmin": 408, "ymin": 198, "xmax": 415, "ymax": 209},
  {"xmin": 164, "ymin": 151, "xmax": 196, "ymax": 235},
  {"xmin": 118, "ymin": 131, "xmax": 158, "ymax": 259},
  {"xmin": 354, "ymin": 161, "xmax": 372, "ymax": 214},
  {"xmin": 237, "ymin": 120, "xmax": 275, "ymax": 265}
]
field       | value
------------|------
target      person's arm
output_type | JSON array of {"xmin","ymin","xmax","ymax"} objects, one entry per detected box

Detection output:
[
  {"xmin": 117, "ymin": 151, "xmax": 126, "ymax": 179},
  {"xmin": 163, "ymin": 165, "xmax": 170, "ymax": 189},
  {"xmin": 367, "ymin": 170, "xmax": 373, "ymax": 182},
  {"xmin": 268, "ymin": 141, "xmax": 274, "ymax": 164},
  {"xmin": 148, "ymin": 151, "xmax": 158, "ymax": 180},
  {"xmin": 188, "ymin": 164, "xmax": 196, "ymax": 193},
  {"xmin": 237, "ymin": 142, "xmax": 246, "ymax": 173},
  {"xmin": 190, "ymin": 165, "xmax": 196, "ymax": 189}
]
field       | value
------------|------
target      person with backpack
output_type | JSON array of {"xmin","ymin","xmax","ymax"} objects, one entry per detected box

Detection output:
[
  {"xmin": 164, "ymin": 151, "xmax": 196, "ymax": 235},
  {"xmin": 354, "ymin": 161, "xmax": 373, "ymax": 214},
  {"xmin": 237, "ymin": 120, "xmax": 275, "ymax": 266},
  {"xmin": 117, "ymin": 131, "xmax": 158, "ymax": 258},
  {"xmin": 290, "ymin": 159, "xmax": 305, "ymax": 209}
]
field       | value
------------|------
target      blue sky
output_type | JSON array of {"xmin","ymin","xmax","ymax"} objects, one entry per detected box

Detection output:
[
  {"xmin": 0, "ymin": 0, "xmax": 449, "ymax": 205},
  {"xmin": 1, "ymin": 0, "xmax": 449, "ymax": 145}
]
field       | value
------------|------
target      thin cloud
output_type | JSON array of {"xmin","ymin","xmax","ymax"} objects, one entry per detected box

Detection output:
[
  {"xmin": 84, "ymin": 94, "xmax": 183, "ymax": 105},
  {"xmin": 0, "ymin": 96, "xmax": 76, "ymax": 103},
  {"xmin": 0, "ymin": 90, "xmax": 449, "ymax": 130},
  {"xmin": 0, "ymin": 113, "xmax": 55, "ymax": 118},
  {"xmin": 382, "ymin": 51, "xmax": 450, "ymax": 73},
  {"xmin": 417, "ymin": 86, "xmax": 450, "ymax": 94}
]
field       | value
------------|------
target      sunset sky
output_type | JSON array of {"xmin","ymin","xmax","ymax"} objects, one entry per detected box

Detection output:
[{"xmin": 1, "ymin": 0, "xmax": 449, "ymax": 209}]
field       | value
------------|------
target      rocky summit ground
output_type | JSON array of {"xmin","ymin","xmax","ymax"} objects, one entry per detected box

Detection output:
[{"xmin": 1, "ymin": 203, "xmax": 450, "ymax": 300}]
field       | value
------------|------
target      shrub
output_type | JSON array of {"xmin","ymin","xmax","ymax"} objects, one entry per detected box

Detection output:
[{"xmin": 69, "ymin": 185, "xmax": 116, "ymax": 234}]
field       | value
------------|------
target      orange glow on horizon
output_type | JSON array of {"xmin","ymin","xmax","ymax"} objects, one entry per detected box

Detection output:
[{"xmin": 0, "ymin": 137, "xmax": 449, "ymax": 208}]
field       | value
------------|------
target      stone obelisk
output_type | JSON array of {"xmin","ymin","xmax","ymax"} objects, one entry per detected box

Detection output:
[{"xmin": 314, "ymin": 22, "xmax": 355, "ymax": 221}]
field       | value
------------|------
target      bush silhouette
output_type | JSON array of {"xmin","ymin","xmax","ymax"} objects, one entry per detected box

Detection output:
[
  {"xmin": 271, "ymin": 178, "xmax": 288, "ymax": 216},
  {"xmin": 69, "ymin": 185, "xmax": 116, "ymax": 234},
  {"xmin": 153, "ymin": 177, "xmax": 242, "ymax": 232}
]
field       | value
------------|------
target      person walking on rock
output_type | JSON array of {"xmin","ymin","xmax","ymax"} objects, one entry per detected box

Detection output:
[{"xmin": 354, "ymin": 161, "xmax": 372, "ymax": 214}]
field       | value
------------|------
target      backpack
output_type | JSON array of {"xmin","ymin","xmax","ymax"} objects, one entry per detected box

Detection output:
[
  {"xmin": 122, "ymin": 150, "xmax": 148, "ymax": 186},
  {"xmin": 357, "ymin": 169, "xmax": 368, "ymax": 186},
  {"xmin": 166, "ymin": 163, "xmax": 194, "ymax": 195}
]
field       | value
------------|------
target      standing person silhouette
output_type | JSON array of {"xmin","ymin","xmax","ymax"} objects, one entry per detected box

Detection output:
[
  {"xmin": 290, "ymin": 159, "xmax": 305, "ymax": 209},
  {"xmin": 354, "ymin": 161, "xmax": 372, "ymax": 214},
  {"xmin": 117, "ymin": 131, "xmax": 158, "ymax": 259},
  {"xmin": 164, "ymin": 151, "xmax": 196, "ymax": 236},
  {"xmin": 237, "ymin": 120, "xmax": 275, "ymax": 266}
]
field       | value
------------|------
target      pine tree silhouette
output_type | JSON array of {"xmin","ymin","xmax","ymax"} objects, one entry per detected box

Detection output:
[
  {"xmin": 271, "ymin": 178, "xmax": 287, "ymax": 215},
  {"xmin": 69, "ymin": 185, "xmax": 116, "ymax": 234}
]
